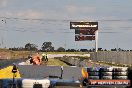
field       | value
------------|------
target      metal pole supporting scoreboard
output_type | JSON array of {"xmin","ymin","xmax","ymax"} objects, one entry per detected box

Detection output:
[{"xmin": 95, "ymin": 30, "xmax": 98, "ymax": 52}]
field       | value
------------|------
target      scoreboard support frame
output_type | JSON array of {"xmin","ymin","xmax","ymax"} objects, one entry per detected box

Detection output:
[{"xmin": 95, "ymin": 30, "xmax": 99, "ymax": 52}]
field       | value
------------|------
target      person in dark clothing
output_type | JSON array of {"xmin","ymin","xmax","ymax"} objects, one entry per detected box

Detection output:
[
  {"xmin": 42, "ymin": 53, "xmax": 48, "ymax": 62},
  {"xmin": 28, "ymin": 55, "xmax": 33, "ymax": 64}
]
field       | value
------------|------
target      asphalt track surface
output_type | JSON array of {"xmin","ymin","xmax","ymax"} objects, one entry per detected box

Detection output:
[
  {"xmin": 0, "ymin": 58, "xmax": 27, "ymax": 69},
  {"xmin": 17, "ymin": 60, "xmax": 110, "ymax": 79}
]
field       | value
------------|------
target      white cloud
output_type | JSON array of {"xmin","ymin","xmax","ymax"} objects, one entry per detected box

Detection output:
[
  {"xmin": 65, "ymin": 5, "xmax": 96, "ymax": 15},
  {"xmin": 0, "ymin": 0, "xmax": 8, "ymax": 7},
  {"xmin": 66, "ymin": 6, "xmax": 78, "ymax": 15},
  {"xmin": 1, "ymin": 10, "xmax": 44, "ymax": 19},
  {"xmin": 16, "ymin": 10, "xmax": 43, "ymax": 19},
  {"xmin": 5, "ymin": 11, "xmax": 13, "ymax": 16}
]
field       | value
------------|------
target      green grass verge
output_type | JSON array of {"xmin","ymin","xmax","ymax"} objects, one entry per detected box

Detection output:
[{"xmin": 47, "ymin": 58, "xmax": 68, "ymax": 66}]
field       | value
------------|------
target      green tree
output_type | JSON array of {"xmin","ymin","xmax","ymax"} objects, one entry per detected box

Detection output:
[
  {"xmin": 25, "ymin": 43, "xmax": 38, "ymax": 51},
  {"xmin": 57, "ymin": 47, "xmax": 65, "ymax": 52},
  {"xmin": 41, "ymin": 42, "xmax": 54, "ymax": 52}
]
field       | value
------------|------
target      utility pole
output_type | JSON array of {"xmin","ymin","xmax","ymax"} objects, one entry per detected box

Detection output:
[{"xmin": 64, "ymin": 40, "xmax": 66, "ymax": 51}]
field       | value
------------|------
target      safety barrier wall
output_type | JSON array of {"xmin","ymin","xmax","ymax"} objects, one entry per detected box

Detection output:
[
  {"xmin": 90, "ymin": 51, "xmax": 132, "ymax": 65},
  {"xmin": 1, "ymin": 66, "xmax": 132, "ymax": 87},
  {"xmin": 57, "ymin": 56, "xmax": 87, "ymax": 67}
]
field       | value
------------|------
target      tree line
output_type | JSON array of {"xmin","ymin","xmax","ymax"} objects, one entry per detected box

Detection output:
[
  {"xmin": 8, "ymin": 42, "xmax": 132, "ymax": 52},
  {"xmin": 9, "ymin": 42, "xmax": 62, "ymax": 52}
]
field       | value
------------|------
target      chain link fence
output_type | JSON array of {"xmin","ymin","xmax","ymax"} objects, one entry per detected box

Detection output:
[{"xmin": 90, "ymin": 51, "xmax": 132, "ymax": 65}]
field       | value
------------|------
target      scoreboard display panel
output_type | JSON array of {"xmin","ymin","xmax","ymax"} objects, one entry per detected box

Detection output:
[
  {"xmin": 70, "ymin": 21, "xmax": 98, "ymax": 41},
  {"xmin": 70, "ymin": 22, "xmax": 98, "ymax": 30},
  {"xmin": 75, "ymin": 29, "xmax": 96, "ymax": 35},
  {"xmin": 75, "ymin": 35, "xmax": 95, "ymax": 41}
]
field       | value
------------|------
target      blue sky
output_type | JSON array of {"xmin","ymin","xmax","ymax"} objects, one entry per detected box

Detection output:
[{"xmin": 0, "ymin": 0, "xmax": 132, "ymax": 50}]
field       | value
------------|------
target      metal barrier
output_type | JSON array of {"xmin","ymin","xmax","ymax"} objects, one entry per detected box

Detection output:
[{"xmin": 90, "ymin": 51, "xmax": 132, "ymax": 65}]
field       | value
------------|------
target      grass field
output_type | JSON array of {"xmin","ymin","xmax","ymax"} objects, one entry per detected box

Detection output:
[
  {"xmin": 47, "ymin": 58, "xmax": 68, "ymax": 66},
  {"xmin": 0, "ymin": 49, "xmax": 31, "ymax": 59},
  {"xmin": 0, "ymin": 48, "xmax": 89, "ymax": 59},
  {"xmin": 41, "ymin": 52, "xmax": 88, "ymax": 54}
]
